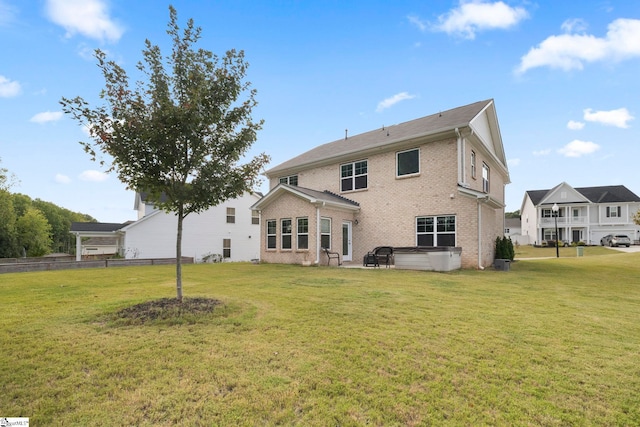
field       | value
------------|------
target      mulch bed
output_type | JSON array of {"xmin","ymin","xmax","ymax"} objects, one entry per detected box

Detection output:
[{"xmin": 114, "ymin": 297, "xmax": 222, "ymax": 323}]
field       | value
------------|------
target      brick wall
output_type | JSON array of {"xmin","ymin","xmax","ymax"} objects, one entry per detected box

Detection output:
[{"xmin": 265, "ymin": 136, "xmax": 506, "ymax": 268}]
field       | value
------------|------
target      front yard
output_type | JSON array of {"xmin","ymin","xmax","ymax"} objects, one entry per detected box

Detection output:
[{"xmin": 1, "ymin": 253, "xmax": 639, "ymax": 425}]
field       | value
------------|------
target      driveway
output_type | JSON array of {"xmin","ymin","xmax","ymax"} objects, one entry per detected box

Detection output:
[{"xmin": 604, "ymin": 245, "xmax": 640, "ymax": 253}]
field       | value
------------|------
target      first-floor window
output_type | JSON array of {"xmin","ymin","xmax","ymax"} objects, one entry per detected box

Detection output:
[
  {"xmin": 266, "ymin": 220, "xmax": 276, "ymax": 249},
  {"xmin": 281, "ymin": 219, "xmax": 292, "ymax": 249},
  {"xmin": 321, "ymin": 217, "xmax": 331, "ymax": 249},
  {"xmin": 416, "ymin": 215, "xmax": 456, "ymax": 246},
  {"xmin": 543, "ymin": 229, "xmax": 557, "ymax": 241},
  {"xmin": 297, "ymin": 217, "xmax": 309, "ymax": 250},
  {"xmin": 223, "ymin": 239, "xmax": 231, "ymax": 258}
]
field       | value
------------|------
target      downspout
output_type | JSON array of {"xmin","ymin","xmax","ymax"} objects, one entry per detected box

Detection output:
[
  {"xmin": 455, "ymin": 128, "xmax": 464, "ymax": 184},
  {"xmin": 478, "ymin": 198, "xmax": 483, "ymax": 269},
  {"xmin": 315, "ymin": 203, "xmax": 324, "ymax": 265},
  {"xmin": 477, "ymin": 195, "xmax": 490, "ymax": 270}
]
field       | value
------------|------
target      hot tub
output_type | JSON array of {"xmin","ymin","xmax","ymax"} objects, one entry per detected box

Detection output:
[{"xmin": 393, "ymin": 246, "xmax": 462, "ymax": 272}]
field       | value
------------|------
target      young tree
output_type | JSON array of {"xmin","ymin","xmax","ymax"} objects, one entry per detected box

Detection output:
[{"xmin": 61, "ymin": 6, "xmax": 269, "ymax": 301}]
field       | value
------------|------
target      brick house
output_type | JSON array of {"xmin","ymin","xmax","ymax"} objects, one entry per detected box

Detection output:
[{"xmin": 251, "ymin": 99, "xmax": 510, "ymax": 268}]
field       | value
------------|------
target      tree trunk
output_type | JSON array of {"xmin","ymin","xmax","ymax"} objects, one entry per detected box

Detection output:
[{"xmin": 176, "ymin": 206, "xmax": 184, "ymax": 302}]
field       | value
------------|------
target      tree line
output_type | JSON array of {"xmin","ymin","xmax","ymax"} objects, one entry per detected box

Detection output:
[{"xmin": 1, "ymin": 160, "xmax": 96, "ymax": 258}]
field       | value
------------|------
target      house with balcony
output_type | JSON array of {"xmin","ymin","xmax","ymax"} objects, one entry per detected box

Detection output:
[
  {"xmin": 520, "ymin": 182, "xmax": 640, "ymax": 245},
  {"xmin": 251, "ymin": 99, "xmax": 510, "ymax": 269}
]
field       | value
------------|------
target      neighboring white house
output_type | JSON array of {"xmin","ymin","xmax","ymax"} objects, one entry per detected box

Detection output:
[
  {"xmin": 121, "ymin": 192, "xmax": 262, "ymax": 262},
  {"xmin": 520, "ymin": 182, "xmax": 640, "ymax": 245},
  {"xmin": 71, "ymin": 192, "xmax": 262, "ymax": 262},
  {"xmin": 504, "ymin": 217, "xmax": 529, "ymax": 245}
]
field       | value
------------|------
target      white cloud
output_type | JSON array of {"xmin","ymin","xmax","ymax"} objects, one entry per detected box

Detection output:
[
  {"xmin": 79, "ymin": 170, "xmax": 108, "ymax": 182},
  {"xmin": 507, "ymin": 158, "xmax": 520, "ymax": 167},
  {"xmin": 532, "ymin": 149, "xmax": 551, "ymax": 156},
  {"xmin": 0, "ymin": 75, "xmax": 21, "ymax": 97},
  {"xmin": 561, "ymin": 18, "xmax": 588, "ymax": 34},
  {"xmin": 558, "ymin": 140, "xmax": 600, "ymax": 157},
  {"xmin": 407, "ymin": 15, "xmax": 427, "ymax": 32},
  {"xmin": 433, "ymin": 1, "xmax": 528, "ymax": 40},
  {"xmin": 517, "ymin": 18, "xmax": 640, "ymax": 74},
  {"xmin": 45, "ymin": 0, "xmax": 124, "ymax": 43},
  {"xmin": 0, "ymin": 1, "xmax": 17, "ymax": 27},
  {"xmin": 567, "ymin": 120, "xmax": 585, "ymax": 130},
  {"xmin": 376, "ymin": 92, "xmax": 416, "ymax": 112},
  {"xmin": 583, "ymin": 108, "xmax": 633, "ymax": 128},
  {"xmin": 55, "ymin": 173, "xmax": 71, "ymax": 184},
  {"xmin": 30, "ymin": 111, "xmax": 63, "ymax": 124}
]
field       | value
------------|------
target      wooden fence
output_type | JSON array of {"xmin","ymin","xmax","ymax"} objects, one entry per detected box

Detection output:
[{"xmin": 0, "ymin": 257, "xmax": 194, "ymax": 274}]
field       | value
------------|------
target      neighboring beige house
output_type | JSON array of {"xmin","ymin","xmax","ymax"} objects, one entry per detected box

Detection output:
[
  {"xmin": 251, "ymin": 99, "xmax": 510, "ymax": 269},
  {"xmin": 520, "ymin": 182, "xmax": 640, "ymax": 245}
]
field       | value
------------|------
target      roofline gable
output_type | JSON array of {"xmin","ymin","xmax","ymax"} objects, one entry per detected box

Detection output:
[{"xmin": 251, "ymin": 184, "xmax": 360, "ymax": 212}]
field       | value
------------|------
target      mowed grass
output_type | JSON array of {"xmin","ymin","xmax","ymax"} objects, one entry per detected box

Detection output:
[
  {"xmin": 1, "ymin": 254, "xmax": 640, "ymax": 426},
  {"xmin": 514, "ymin": 243, "xmax": 614, "ymax": 258}
]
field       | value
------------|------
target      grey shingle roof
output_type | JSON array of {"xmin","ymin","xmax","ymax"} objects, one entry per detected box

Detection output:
[
  {"xmin": 267, "ymin": 99, "xmax": 493, "ymax": 175},
  {"xmin": 70, "ymin": 222, "xmax": 127, "ymax": 232},
  {"xmin": 527, "ymin": 185, "xmax": 640, "ymax": 205},
  {"xmin": 288, "ymin": 186, "xmax": 360, "ymax": 207}
]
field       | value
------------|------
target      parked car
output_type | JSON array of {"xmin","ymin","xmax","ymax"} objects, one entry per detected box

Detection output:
[{"xmin": 600, "ymin": 234, "xmax": 631, "ymax": 247}]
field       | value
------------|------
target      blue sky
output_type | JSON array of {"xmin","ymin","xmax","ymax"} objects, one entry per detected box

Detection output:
[{"xmin": 1, "ymin": 0, "xmax": 639, "ymax": 223}]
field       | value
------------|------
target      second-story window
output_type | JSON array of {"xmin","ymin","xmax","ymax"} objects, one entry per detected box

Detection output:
[
  {"xmin": 279, "ymin": 175, "xmax": 298, "ymax": 186},
  {"xmin": 341, "ymin": 160, "xmax": 367, "ymax": 192},
  {"xmin": 606, "ymin": 206, "xmax": 621, "ymax": 218},
  {"xmin": 226, "ymin": 207, "xmax": 235, "ymax": 223},
  {"xmin": 397, "ymin": 148, "xmax": 419, "ymax": 177},
  {"xmin": 482, "ymin": 163, "xmax": 490, "ymax": 193},
  {"xmin": 252, "ymin": 210, "xmax": 260, "ymax": 225}
]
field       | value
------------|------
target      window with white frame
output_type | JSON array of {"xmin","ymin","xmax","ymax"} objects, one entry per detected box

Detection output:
[
  {"xmin": 340, "ymin": 160, "xmax": 367, "ymax": 192},
  {"xmin": 471, "ymin": 150, "xmax": 476, "ymax": 179},
  {"xmin": 281, "ymin": 219, "xmax": 292, "ymax": 249},
  {"xmin": 266, "ymin": 220, "xmax": 276, "ymax": 249},
  {"xmin": 223, "ymin": 239, "xmax": 231, "ymax": 258},
  {"xmin": 226, "ymin": 207, "xmax": 235, "ymax": 223},
  {"xmin": 279, "ymin": 175, "xmax": 298, "ymax": 186},
  {"xmin": 482, "ymin": 163, "xmax": 489, "ymax": 193},
  {"xmin": 320, "ymin": 218, "xmax": 331, "ymax": 249},
  {"xmin": 396, "ymin": 148, "xmax": 419, "ymax": 177},
  {"xmin": 252, "ymin": 210, "xmax": 260, "ymax": 225},
  {"xmin": 297, "ymin": 217, "xmax": 308, "ymax": 250},
  {"xmin": 416, "ymin": 215, "xmax": 456, "ymax": 246},
  {"xmin": 606, "ymin": 206, "xmax": 622, "ymax": 218}
]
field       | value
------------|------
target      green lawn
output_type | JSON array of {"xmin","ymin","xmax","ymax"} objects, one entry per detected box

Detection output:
[
  {"xmin": 514, "ymin": 243, "xmax": 614, "ymax": 258},
  {"xmin": 2, "ymin": 254, "xmax": 640, "ymax": 425}
]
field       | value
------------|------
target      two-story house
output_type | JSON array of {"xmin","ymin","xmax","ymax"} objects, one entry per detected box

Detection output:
[
  {"xmin": 251, "ymin": 99, "xmax": 510, "ymax": 269},
  {"xmin": 71, "ymin": 192, "xmax": 261, "ymax": 262},
  {"xmin": 520, "ymin": 182, "xmax": 640, "ymax": 245}
]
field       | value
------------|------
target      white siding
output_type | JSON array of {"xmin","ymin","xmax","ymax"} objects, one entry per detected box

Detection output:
[{"xmin": 123, "ymin": 193, "xmax": 261, "ymax": 262}]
